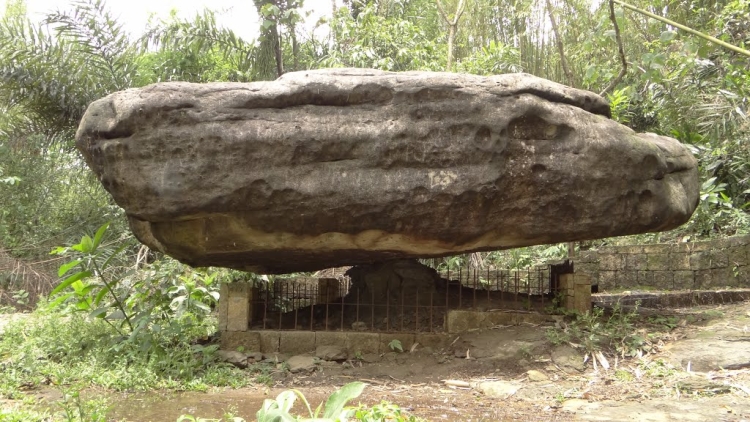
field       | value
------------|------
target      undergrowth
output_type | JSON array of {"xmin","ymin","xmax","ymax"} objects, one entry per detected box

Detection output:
[
  {"xmin": 0, "ymin": 309, "xmax": 249, "ymax": 398},
  {"xmin": 545, "ymin": 302, "xmax": 662, "ymax": 358}
]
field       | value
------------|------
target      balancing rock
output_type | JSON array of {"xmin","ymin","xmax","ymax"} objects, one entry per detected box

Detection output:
[{"xmin": 76, "ymin": 68, "xmax": 699, "ymax": 273}]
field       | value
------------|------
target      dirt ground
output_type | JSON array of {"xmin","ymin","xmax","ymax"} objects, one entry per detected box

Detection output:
[
  {"xmin": 107, "ymin": 300, "xmax": 750, "ymax": 421},
  {"xmin": 5, "ymin": 300, "xmax": 750, "ymax": 421}
]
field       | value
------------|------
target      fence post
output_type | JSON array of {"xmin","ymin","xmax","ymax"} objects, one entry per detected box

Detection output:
[
  {"xmin": 559, "ymin": 273, "xmax": 592, "ymax": 314},
  {"xmin": 219, "ymin": 282, "xmax": 252, "ymax": 332}
]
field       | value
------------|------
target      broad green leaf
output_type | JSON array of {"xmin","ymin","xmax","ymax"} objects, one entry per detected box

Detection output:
[
  {"xmin": 89, "ymin": 307, "xmax": 109, "ymax": 319},
  {"xmin": 257, "ymin": 397, "xmax": 297, "ymax": 422},
  {"xmin": 92, "ymin": 222, "xmax": 110, "ymax": 250},
  {"xmin": 73, "ymin": 235, "xmax": 94, "ymax": 253},
  {"xmin": 701, "ymin": 177, "xmax": 718, "ymax": 190},
  {"xmin": 76, "ymin": 300, "xmax": 93, "ymax": 311},
  {"xmin": 58, "ymin": 259, "xmax": 82, "ymax": 277},
  {"xmin": 275, "ymin": 390, "xmax": 297, "ymax": 413},
  {"xmin": 93, "ymin": 287, "xmax": 109, "ymax": 306},
  {"xmin": 50, "ymin": 246, "xmax": 69, "ymax": 255},
  {"xmin": 321, "ymin": 382, "xmax": 365, "ymax": 419},
  {"xmin": 47, "ymin": 292, "xmax": 74, "ymax": 309},
  {"xmin": 660, "ymin": 30, "xmax": 677, "ymax": 43},
  {"xmin": 170, "ymin": 296, "xmax": 186, "ymax": 309},
  {"xmin": 51, "ymin": 270, "xmax": 92, "ymax": 296},
  {"xmin": 79, "ymin": 284, "xmax": 96, "ymax": 296},
  {"xmin": 193, "ymin": 302, "xmax": 211, "ymax": 312},
  {"xmin": 106, "ymin": 310, "xmax": 126, "ymax": 320}
]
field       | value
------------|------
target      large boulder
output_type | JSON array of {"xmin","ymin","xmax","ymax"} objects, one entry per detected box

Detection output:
[{"xmin": 76, "ymin": 68, "xmax": 699, "ymax": 274}]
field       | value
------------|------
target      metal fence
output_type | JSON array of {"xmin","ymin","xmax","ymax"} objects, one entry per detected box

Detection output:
[{"xmin": 249, "ymin": 266, "xmax": 552, "ymax": 333}]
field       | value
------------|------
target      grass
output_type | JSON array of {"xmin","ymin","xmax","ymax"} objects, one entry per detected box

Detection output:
[
  {"xmin": 0, "ymin": 308, "xmax": 250, "ymax": 404},
  {"xmin": 545, "ymin": 301, "xmax": 687, "ymax": 360}
]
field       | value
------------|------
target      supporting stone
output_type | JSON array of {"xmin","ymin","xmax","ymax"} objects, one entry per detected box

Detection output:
[
  {"xmin": 259, "ymin": 331, "xmax": 281, "ymax": 354},
  {"xmin": 345, "ymin": 332, "xmax": 381, "ymax": 355},
  {"xmin": 279, "ymin": 331, "xmax": 316, "ymax": 355},
  {"xmin": 560, "ymin": 273, "xmax": 592, "ymax": 314},
  {"xmin": 219, "ymin": 282, "xmax": 254, "ymax": 332},
  {"xmin": 220, "ymin": 331, "xmax": 261, "ymax": 352}
]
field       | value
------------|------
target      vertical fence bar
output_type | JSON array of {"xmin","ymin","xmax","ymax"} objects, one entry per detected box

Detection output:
[
  {"xmin": 445, "ymin": 269, "xmax": 450, "ymax": 311},
  {"xmin": 540, "ymin": 267, "xmax": 545, "ymax": 308},
  {"xmin": 458, "ymin": 267, "xmax": 463, "ymax": 309},
  {"xmin": 487, "ymin": 267, "xmax": 491, "ymax": 305},
  {"xmin": 356, "ymin": 288, "xmax": 360, "ymax": 327},
  {"xmin": 340, "ymin": 282, "xmax": 345, "ymax": 331},
  {"xmin": 386, "ymin": 288, "xmax": 390, "ymax": 331},
  {"xmin": 308, "ymin": 284, "xmax": 314, "ymax": 331},
  {"xmin": 293, "ymin": 282, "xmax": 299, "ymax": 329},
  {"xmin": 400, "ymin": 285, "xmax": 404, "ymax": 332},
  {"xmin": 324, "ymin": 285, "xmax": 330, "ymax": 331},
  {"xmin": 262, "ymin": 282, "xmax": 268, "ymax": 330},
  {"xmin": 514, "ymin": 271, "xmax": 519, "ymax": 306},
  {"xmin": 472, "ymin": 268, "xmax": 477, "ymax": 309},
  {"xmin": 500, "ymin": 270, "xmax": 505, "ymax": 303},
  {"xmin": 429, "ymin": 290, "xmax": 434, "ymax": 333},
  {"xmin": 371, "ymin": 288, "xmax": 375, "ymax": 331},
  {"xmin": 278, "ymin": 281, "xmax": 283, "ymax": 330},
  {"xmin": 415, "ymin": 289, "xmax": 420, "ymax": 332},
  {"xmin": 527, "ymin": 268, "xmax": 532, "ymax": 310}
]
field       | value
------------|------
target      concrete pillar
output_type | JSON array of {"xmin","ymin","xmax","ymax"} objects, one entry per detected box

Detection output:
[
  {"xmin": 218, "ymin": 282, "xmax": 252, "ymax": 332},
  {"xmin": 559, "ymin": 273, "xmax": 592, "ymax": 314}
]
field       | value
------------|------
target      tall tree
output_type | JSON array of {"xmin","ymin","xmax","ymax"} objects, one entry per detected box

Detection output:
[
  {"xmin": 254, "ymin": 0, "xmax": 283, "ymax": 80},
  {"xmin": 435, "ymin": 0, "xmax": 466, "ymax": 72},
  {"xmin": 545, "ymin": 0, "xmax": 575, "ymax": 86}
]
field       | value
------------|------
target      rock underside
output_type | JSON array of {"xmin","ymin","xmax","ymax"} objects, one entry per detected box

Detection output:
[{"xmin": 76, "ymin": 68, "xmax": 700, "ymax": 273}]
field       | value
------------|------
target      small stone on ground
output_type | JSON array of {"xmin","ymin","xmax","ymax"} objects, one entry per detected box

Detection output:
[
  {"xmin": 477, "ymin": 381, "xmax": 520, "ymax": 398},
  {"xmin": 216, "ymin": 350, "xmax": 248, "ymax": 369},
  {"xmin": 526, "ymin": 370, "xmax": 549, "ymax": 382},
  {"xmin": 551, "ymin": 345, "xmax": 585, "ymax": 372},
  {"xmin": 286, "ymin": 355, "xmax": 317, "ymax": 373},
  {"xmin": 315, "ymin": 345, "xmax": 347, "ymax": 362}
]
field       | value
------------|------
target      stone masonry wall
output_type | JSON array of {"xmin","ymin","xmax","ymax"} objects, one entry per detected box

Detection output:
[{"xmin": 576, "ymin": 235, "xmax": 750, "ymax": 291}]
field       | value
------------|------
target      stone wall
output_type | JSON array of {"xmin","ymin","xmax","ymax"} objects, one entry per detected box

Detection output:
[{"xmin": 576, "ymin": 235, "xmax": 750, "ymax": 291}]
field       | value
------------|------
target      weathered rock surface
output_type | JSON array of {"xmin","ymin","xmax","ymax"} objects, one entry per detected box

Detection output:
[
  {"xmin": 526, "ymin": 369, "xmax": 549, "ymax": 382},
  {"xmin": 76, "ymin": 68, "xmax": 699, "ymax": 273},
  {"xmin": 286, "ymin": 355, "xmax": 317, "ymax": 373},
  {"xmin": 346, "ymin": 260, "xmax": 440, "ymax": 305},
  {"xmin": 476, "ymin": 381, "xmax": 521, "ymax": 398},
  {"xmin": 216, "ymin": 350, "xmax": 248, "ymax": 369},
  {"xmin": 315, "ymin": 345, "xmax": 348, "ymax": 362},
  {"xmin": 667, "ymin": 330, "xmax": 750, "ymax": 371},
  {"xmin": 551, "ymin": 345, "xmax": 585, "ymax": 373}
]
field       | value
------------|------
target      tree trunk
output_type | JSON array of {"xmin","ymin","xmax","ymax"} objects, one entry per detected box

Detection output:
[
  {"xmin": 291, "ymin": 29, "xmax": 299, "ymax": 71},
  {"xmin": 272, "ymin": 23, "xmax": 284, "ymax": 77},
  {"xmin": 545, "ymin": 0, "xmax": 575, "ymax": 87},
  {"xmin": 436, "ymin": 0, "xmax": 467, "ymax": 73},
  {"xmin": 253, "ymin": 0, "xmax": 280, "ymax": 81},
  {"xmin": 447, "ymin": 25, "xmax": 456, "ymax": 71}
]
